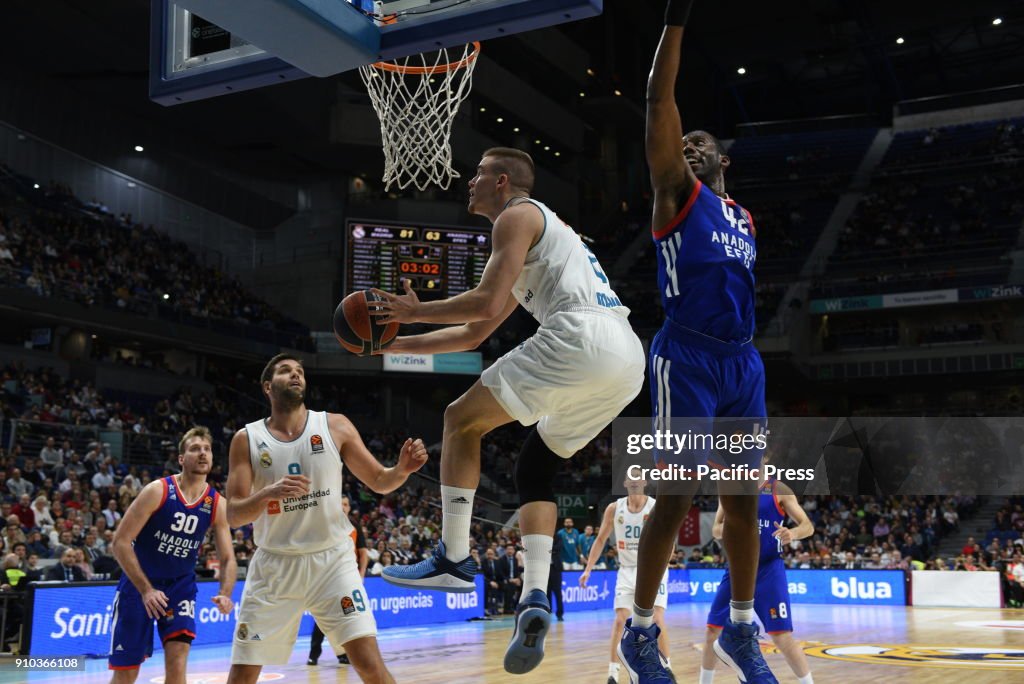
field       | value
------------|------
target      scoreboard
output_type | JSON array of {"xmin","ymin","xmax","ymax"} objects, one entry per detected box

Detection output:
[{"xmin": 345, "ymin": 220, "xmax": 491, "ymax": 300}]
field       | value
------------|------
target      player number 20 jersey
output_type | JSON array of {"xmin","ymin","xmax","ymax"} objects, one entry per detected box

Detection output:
[
  {"xmin": 509, "ymin": 198, "xmax": 630, "ymax": 327},
  {"xmin": 613, "ymin": 495, "xmax": 656, "ymax": 568}
]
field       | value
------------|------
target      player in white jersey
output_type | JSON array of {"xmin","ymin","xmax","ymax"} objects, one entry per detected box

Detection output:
[
  {"xmin": 372, "ymin": 147, "xmax": 645, "ymax": 674},
  {"xmin": 225, "ymin": 353, "xmax": 427, "ymax": 684},
  {"xmin": 580, "ymin": 478, "xmax": 675, "ymax": 684}
]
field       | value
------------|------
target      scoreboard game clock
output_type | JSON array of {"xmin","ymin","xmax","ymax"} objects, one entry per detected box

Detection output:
[{"xmin": 345, "ymin": 220, "xmax": 491, "ymax": 301}]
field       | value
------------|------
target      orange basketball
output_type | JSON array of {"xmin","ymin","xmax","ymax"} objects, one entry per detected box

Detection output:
[{"xmin": 333, "ymin": 290, "xmax": 399, "ymax": 355}]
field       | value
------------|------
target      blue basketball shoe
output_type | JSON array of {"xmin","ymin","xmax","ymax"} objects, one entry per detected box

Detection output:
[
  {"xmin": 503, "ymin": 588, "xmax": 552, "ymax": 674},
  {"xmin": 617, "ymin": 619, "xmax": 673, "ymax": 683},
  {"xmin": 381, "ymin": 541, "xmax": 477, "ymax": 592},
  {"xmin": 712, "ymin": 619, "xmax": 778, "ymax": 683}
]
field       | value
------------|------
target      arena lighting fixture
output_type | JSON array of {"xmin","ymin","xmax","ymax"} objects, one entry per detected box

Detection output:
[
  {"xmin": 33, "ymin": 183, "xmax": 39, "ymax": 189},
  {"xmin": 737, "ymin": 67, "xmax": 747, "ymax": 75},
  {"xmin": 586, "ymin": 68, "xmax": 595, "ymax": 76},
  {"xmin": 544, "ymin": 145, "xmax": 550, "ymax": 151},
  {"xmin": 496, "ymin": 117, "xmax": 504, "ymax": 123},
  {"xmin": 993, "ymin": 17, "xmax": 1003, "ymax": 26},
  {"xmin": 134, "ymin": 145, "xmax": 144, "ymax": 152},
  {"xmin": 479, "ymin": 106, "xmax": 486, "ymax": 112},
  {"xmin": 896, "ymin": 37, "xmax": 905, "ymax": 44},
  {"xmin": 554, "ymin": 152, "xmax": 561, "ymax": 157},
  {"xmin": 162, "ymin": 293, "xmax": 171, "ymax": 300},
  {"xmin": 513, "ymin": 127, "xmax": 520, "ymax": 132},
  {"xmin": 614, "ymin": 89, "xmax": 622, "ymax": 96},
  {"xmin": 535, "ymin": 139, "xmax": 541, "ymax": 144}
]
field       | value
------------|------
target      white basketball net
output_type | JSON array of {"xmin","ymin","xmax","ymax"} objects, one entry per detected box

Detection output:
[{"xmin": 359, "ymin": 43, "xmax": 479, "ymax": 191}]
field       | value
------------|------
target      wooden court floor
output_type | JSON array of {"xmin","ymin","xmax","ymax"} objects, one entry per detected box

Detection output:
[{"xmin": 5, "ymin": 603, "xmax": 1024, "ymax": 683}]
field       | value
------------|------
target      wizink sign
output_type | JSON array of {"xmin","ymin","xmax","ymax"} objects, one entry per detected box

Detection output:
[{"xmin": 382, "ymin": 352, "xmax": 482, "ymax": 375}]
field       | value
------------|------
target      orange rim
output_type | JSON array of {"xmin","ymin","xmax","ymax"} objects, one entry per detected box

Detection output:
[{"xmin": 370, "ymin": 41, "xmax": 481, "ymax": 75}]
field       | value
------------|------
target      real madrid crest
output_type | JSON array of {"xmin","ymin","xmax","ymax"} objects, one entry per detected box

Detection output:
[
  {"xmin": 259, "ymin": 451, "xmax": 272, "ymax": 468},
  {"xmin": 617, "ymin": 516, "xmax": 624, "ymax": 524},
  {"xmin": 237, "ymin": 623, "xmax": 248, "ymax": 640}
]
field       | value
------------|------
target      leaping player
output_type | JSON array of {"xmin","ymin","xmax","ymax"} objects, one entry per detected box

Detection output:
[
  {"xmin": 619, "ymin": 1, "xmax": 778, "ymax": 682},
  {"xmin": 580, "ymin": 477, "xmax": 675, "ymax": 684},
  {"xmin": 371, "ymin": 147, "xmax": 646, "ymax": 675},
  {"xmin": 225, "ymin": 354, "xmax": 428, "ymax": 684},
  {"xmin": 109, "ymin": 426, "xmax": 236, "ymax": 684},
  {"xmin": 701, "ymin": 476, "xmax": 815, "ymax": 684}
]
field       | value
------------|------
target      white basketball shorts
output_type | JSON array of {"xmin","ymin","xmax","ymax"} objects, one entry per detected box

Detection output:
[
  {"xmin": 481, "ymin": 308, "xmax": 645, "ymax": 458},
  {"xmin": 231, "ymin": 544, "xmax": 377, "ymax": 665},
  {"xmin": 614, "ymin": 565, "xmax": 669, "ymax": 610}
]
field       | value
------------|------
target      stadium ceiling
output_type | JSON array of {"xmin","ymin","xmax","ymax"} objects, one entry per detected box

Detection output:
[{"xmin": 0, "ymin": 0, "xmax": 1019, "ymax": 185}]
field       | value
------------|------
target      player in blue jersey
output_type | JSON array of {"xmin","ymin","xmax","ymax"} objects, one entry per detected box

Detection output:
[
  {"xmin": 618, "ymin": 2, "xmax": 776, "ymax": 683},
  {"xmin": 109, "ymin": 426, "xmax": 236, "ymax": 683},
  {"xmin": 701, "ymin": 478, "xmax": 815, "ymax": 683}
]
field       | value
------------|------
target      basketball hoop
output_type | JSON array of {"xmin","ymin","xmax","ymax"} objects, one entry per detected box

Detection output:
[{"xmin": 359, "ymin": 42, "xmax": 481, "ymax": 192}]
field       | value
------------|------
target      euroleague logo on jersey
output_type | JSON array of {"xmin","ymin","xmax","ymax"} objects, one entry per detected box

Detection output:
[{"xmin": 310, "ymin": 434, "xmax": 324, "ymax": 453}]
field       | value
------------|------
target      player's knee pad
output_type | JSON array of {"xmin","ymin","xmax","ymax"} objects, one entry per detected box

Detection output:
[{"xmin": 514, "ymin": 427, "xmax": 561, "ymax": 506}]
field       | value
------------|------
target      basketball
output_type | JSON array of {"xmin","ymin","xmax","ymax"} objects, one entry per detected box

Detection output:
[{"xmin": 333, "ymin": 290, "xmax": 399, "ymax": 355}]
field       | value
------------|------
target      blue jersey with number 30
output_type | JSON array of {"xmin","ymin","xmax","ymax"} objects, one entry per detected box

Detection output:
[
  {"xmin": 653, "ymin": 181, "xmax": 757, "ymax": 343},
  {"xmin": 134, "ymin": 476, "xmax": 218, "ymax": 579}
]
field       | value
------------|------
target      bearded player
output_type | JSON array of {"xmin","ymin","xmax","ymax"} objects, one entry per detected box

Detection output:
[{"xmin": 225, "ymin": 354, "xmax": 427, "ymax": 684}]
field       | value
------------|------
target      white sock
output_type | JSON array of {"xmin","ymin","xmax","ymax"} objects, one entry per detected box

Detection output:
[
  {"xmin": 522, "ymin": 534, "xmax": 552, "ymax": 595},
  {"xmin": 440, "ymin": 485, "xmax": 475, "ymax": 561},
  {"xmin": 699, "ymin": 667, "xmax": 716, "ymax": 684},
  {"xmin": 632, "ymin": 603, "xmax": 654, "ymax": 629},
  {"xmin": 798, "ymin": 674, "xmax": 813, "ymax": 684},
  {"xmin": 730, "ymin": 599, "xmax": 755, "ymax": 624},
  {"xmin": 607, "ymin": 662, "xmax": 620, "ymax": 681}
]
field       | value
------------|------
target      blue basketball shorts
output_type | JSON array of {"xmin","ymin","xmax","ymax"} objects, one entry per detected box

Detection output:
[
  {"xmin": 649, "ymin": 319, "xmax": 766, "ymax": 469},
  {"xmin": 108, "ymin": 573, "xmax": 197, "ymax": 669},
  {"xmin": 706, "ymin": 559, "xmax": 793, "ymax": 633}
]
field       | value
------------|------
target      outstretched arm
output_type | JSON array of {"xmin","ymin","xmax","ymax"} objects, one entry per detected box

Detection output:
[
  {"xmin": 647, "ymin": 1, "xmax": 698, "ymax": 229},
  {"xmin": 371, "ymin": 204, "xmax": 540, "ymax": 324},
  {"xmin": 387, "ymin": 293, "xmax": 519, "ymax": 355},
  {"xmin": 330, "ymin": 413, "xmax": 427, "ymax": 494}
]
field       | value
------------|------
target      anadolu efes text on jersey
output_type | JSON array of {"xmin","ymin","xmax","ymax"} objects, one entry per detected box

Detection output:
[
  {"xmin": 653, "ymin": 181, "xmax": 757, "ymax": 343},
  {"xmin": 133, "ymin": 476, "xmax": 218, "ymax": 579}
]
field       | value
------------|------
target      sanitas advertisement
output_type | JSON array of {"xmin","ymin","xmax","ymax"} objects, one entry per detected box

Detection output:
[
  {"xmin": 28, "ymin": 569, "xmax": 902, "ymax": 655},
  {"xmin": 28, "ymin": 575, "xmax": 485, "ymax": 656}
]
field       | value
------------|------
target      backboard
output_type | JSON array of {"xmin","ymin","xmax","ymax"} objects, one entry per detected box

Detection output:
[{"xmin": 150, "ymin": 0, "xmax": 603, "ymax": 105}]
